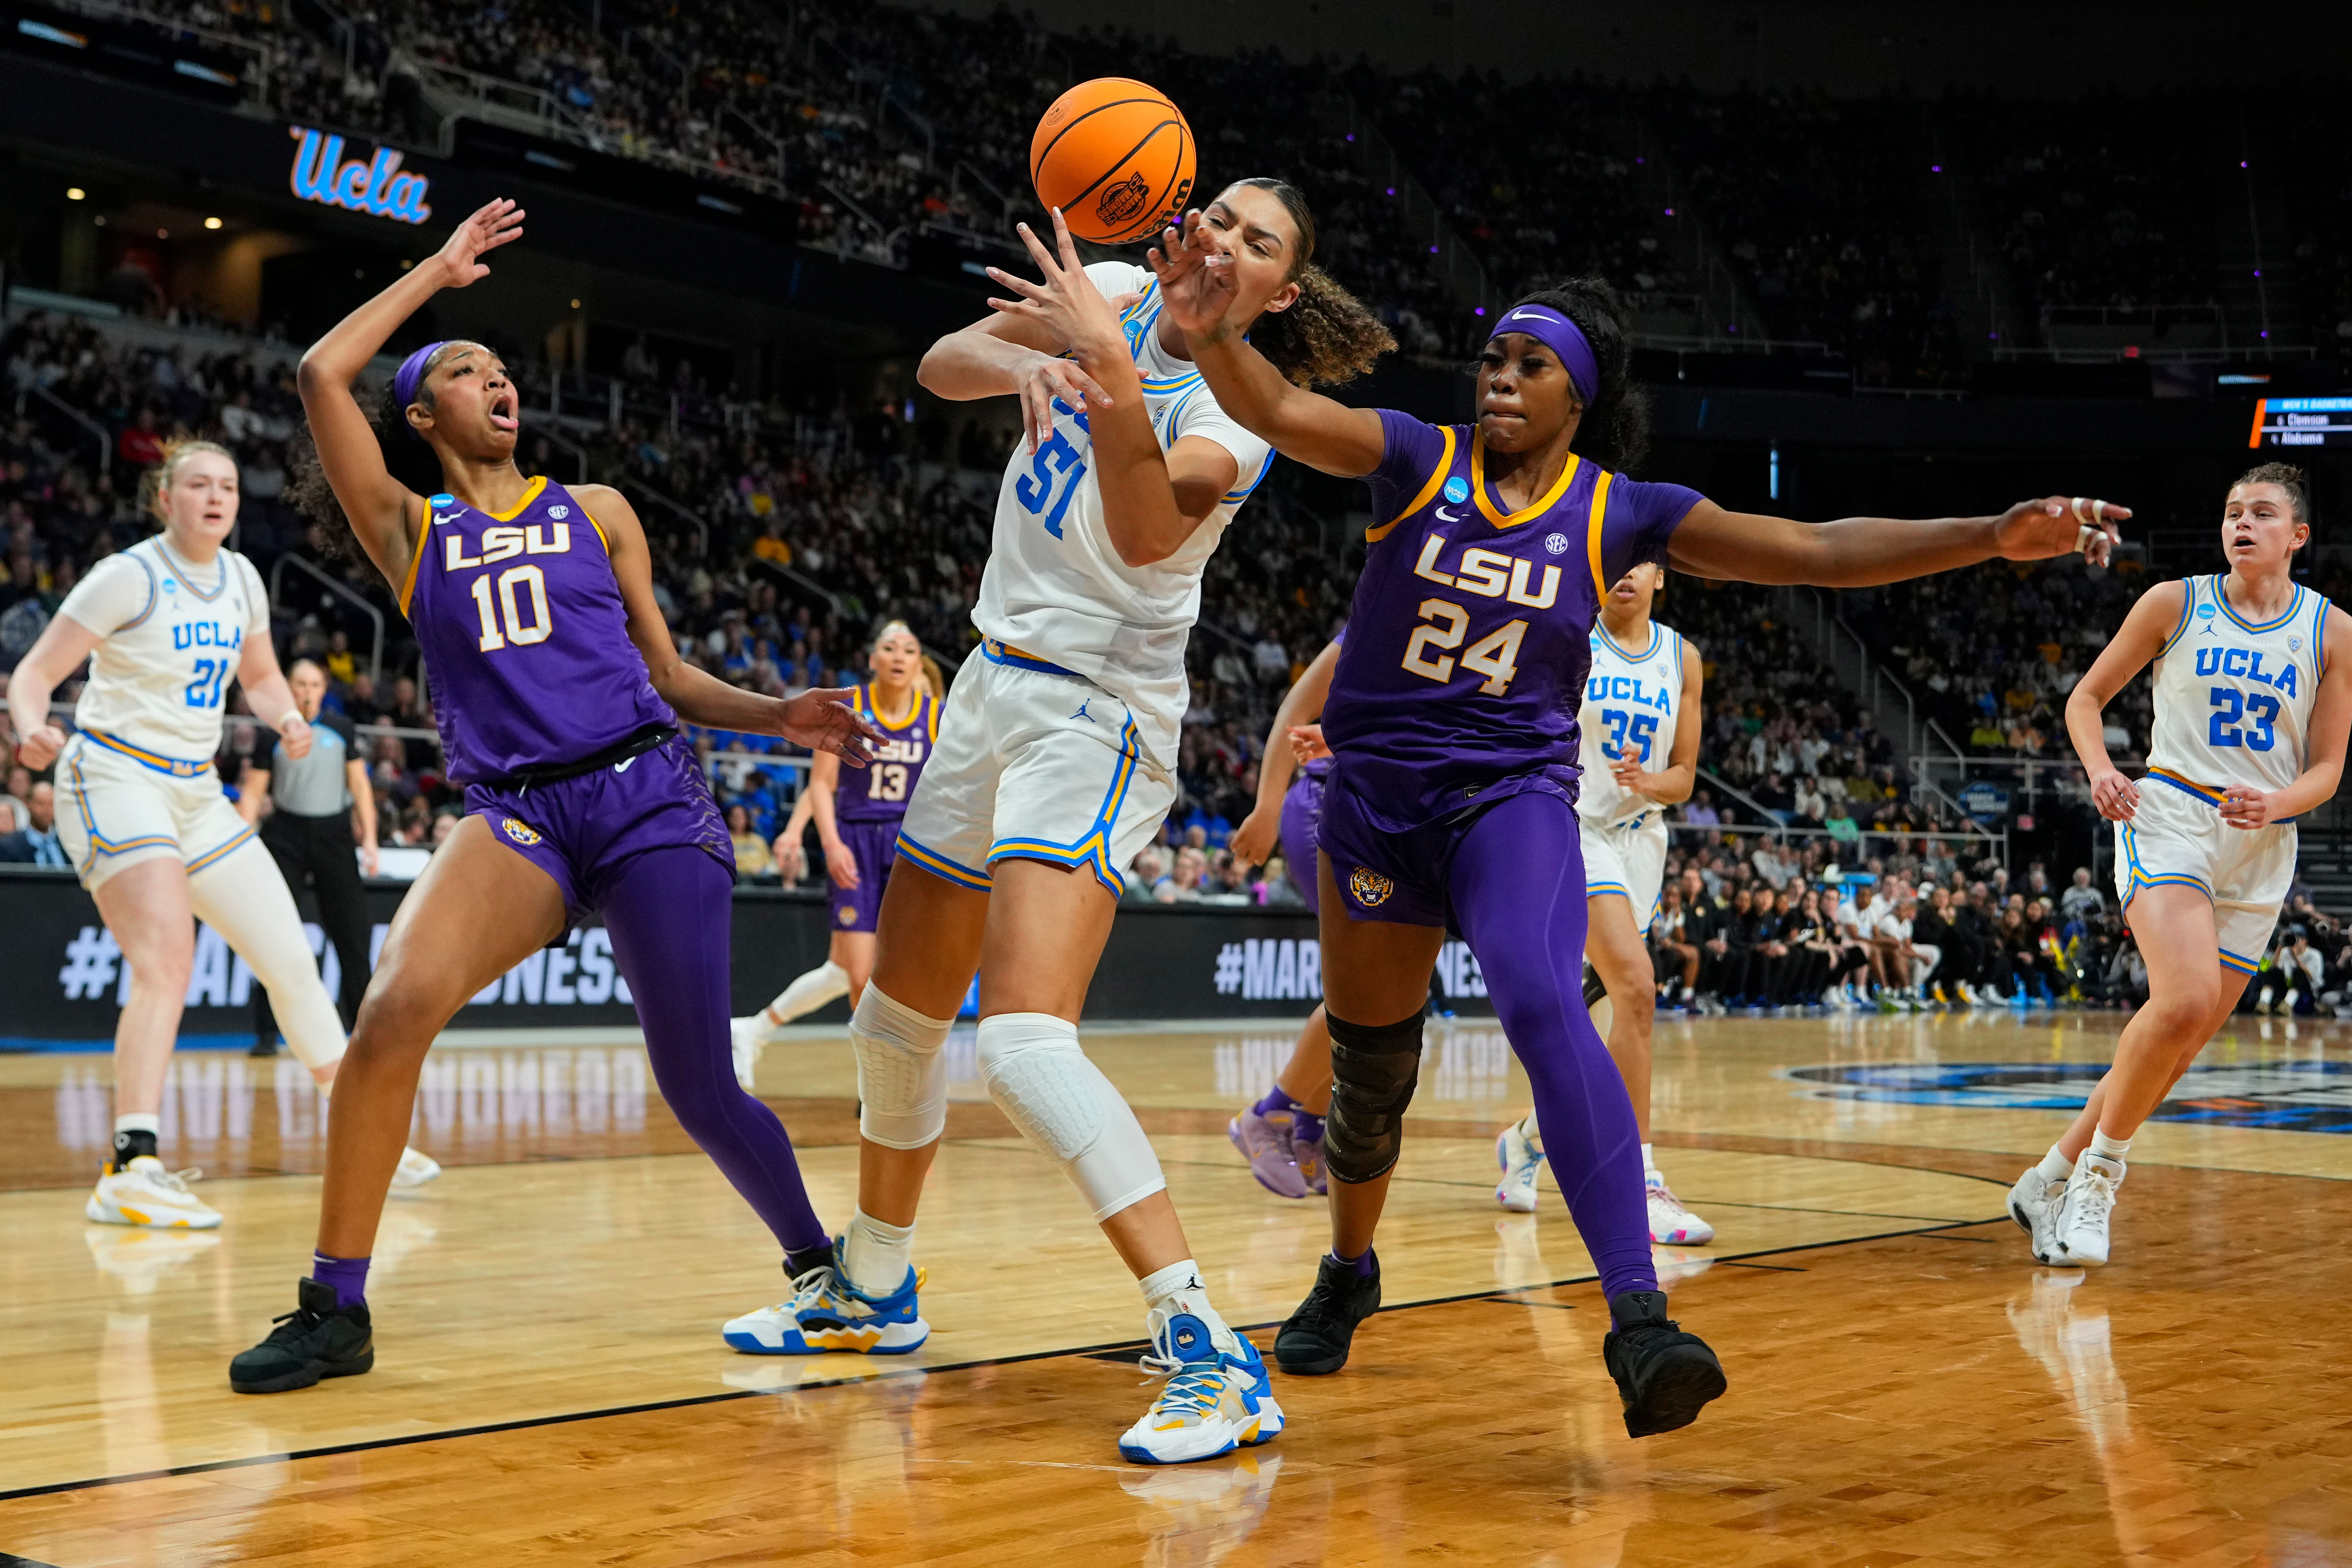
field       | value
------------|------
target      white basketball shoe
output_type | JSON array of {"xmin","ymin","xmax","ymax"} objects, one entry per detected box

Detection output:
[
  {"xmin": 86, "ymin": 1156, "xmax": 221, "ymax": 1230},
  {"xmin": 1119, "ymin": 1308, "xmax": 1284, "ymax": 1466},
  {"xmin": 2006, "ymin": 1162, "xmax": 2068, "ymax": 1265},
  {"xmin": 1495, "ymin": 1120, "xmax": 1545, "ymax": 1213},
  {"xmin": 2052, "ymin": 1154, "xmax": 2124, "ymax": 1267},
  {"xmin": 392, "ymin": 1147, "xmax": 442, "ymax": 1189},
  {"xmin": 1646, "ymin": 1173, "xmax": 1715, "ymax": 1245},
  {"xmin": 729, "ymin": 1014, "xmax": 770, "ymax": 1092}
]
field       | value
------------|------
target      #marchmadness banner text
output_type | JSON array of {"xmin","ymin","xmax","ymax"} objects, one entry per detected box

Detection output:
[{"xmin": 2, "ymin": 874, "xmax": 1496, "ymax": 1043}]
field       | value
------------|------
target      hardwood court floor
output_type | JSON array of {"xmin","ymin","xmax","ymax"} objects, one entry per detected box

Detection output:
[{"xmin": 3, "ymin": 1011, "xmax": 2350, "ymax": 1565}]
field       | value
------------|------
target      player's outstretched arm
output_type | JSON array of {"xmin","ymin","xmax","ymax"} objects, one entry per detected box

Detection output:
[
  {"xmin": 1668, "ymin": 495, "xmax": 2124, "ymax": 587},
  {"xmin": 2222, "ymin": 603, "xmax": 2352, "ymax": 830},
  {"xmin": 2064, "ymin": 579, "xmax": 2182, "ymax": 823},
  {"xmin": 584, "ymin": 484, "xmax": 882, "ymax": 764},
  {"xmin": 1149, "ymin": 213, "xmax": 1383, "ymax": 478},
  {"xmin": 1231, "ymin": 637, "xmax": 1341, "ymax": 869},
  {"xmin": 295, "ymin": 198, "xmax": 525, "ymax": 584}
]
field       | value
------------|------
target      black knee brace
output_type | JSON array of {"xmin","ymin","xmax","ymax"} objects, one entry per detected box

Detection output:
[
  {"xmin": 1582, "ymin": 962, "xmax": 1609, "ymax": 1010},
  {"xmin": 1324, "ymin": 1010, "xmax": 1426, "ymax": 1185}
]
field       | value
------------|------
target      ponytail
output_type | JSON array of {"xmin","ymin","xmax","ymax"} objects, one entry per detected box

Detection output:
[{"xmin": 288, "ymin": 379, "xmax": 445, "ymax": 559}]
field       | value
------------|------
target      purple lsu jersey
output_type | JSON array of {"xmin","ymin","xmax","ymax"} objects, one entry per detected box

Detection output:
[
  {"xmin": 402, "ymin": 477, "xmax": 675, "ymax": 782},
  {"xmin": 835, "ymin": 684, "xmax": 937, "ymax": 824},
  {"xmin": 1322, "ymin": 411, "xmax": 1701, "ymax": 832}
]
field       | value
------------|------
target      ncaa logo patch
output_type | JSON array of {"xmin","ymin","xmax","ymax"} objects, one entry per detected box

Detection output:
[
  {"xmin": 500, "ymin": 817, "xmax": 544, "ymax": 847},
  {"xmin": 1442, "ymin": 476, "xmax": 1471, "ymax": 505},
  {"xmin": 837, "ymin": 904, "xmax": 858, "ymax": 926},
  {"xmin": 1347, "ymin": 866, "xmax": 1395, "ymax": 908},
  {"xmin": 2195, "ymin": 600, "xmax": 2218, "ymax": 618},
  {"xmin": 1544, "ymin": 532, "xmax": 1571, "ymax": 555}
]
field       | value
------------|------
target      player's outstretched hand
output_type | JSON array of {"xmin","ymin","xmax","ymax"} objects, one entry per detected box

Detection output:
[
  {"xmin": 986, "ymin": 209, "xmax": 1125, "ymax": 369},
  {"xmin": 13, "ymin": 723, "xmax": 66, "ymax": 771},
  {"xmin": 1229, "ymin": 803, "xmax": 1278, "ymax": 871},
  {"xmin": 1994, "ymin": 496, "xmax": 2128, "ymax": 566},
  {"xmin": 434, "ymin": 198, "xmax": 526, "ymax": 288},
  {"xmin": 773, "ymin": 835, "xmax": 808, "ymax": 884},
  {"xmin": 2219, "ymin": 785, "xmax": 2280, "ymax": 831},
  {"xmin": 1147, "ymin": 209, "xmax": 1239, "ymax": 337},
  {"xmin": 2088, "ymin": 767, "xmax": 2140, "ymax": 822},
  {"xmin": 778, "ymin": 686, "xmax": 883, "ymax": 767}
]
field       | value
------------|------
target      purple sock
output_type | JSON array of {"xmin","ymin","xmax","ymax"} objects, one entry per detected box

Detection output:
[
  {"xmin": 601, "ymin": 847, "xmax": 829, "ymax": 1255},
  {"xmin": 1447, "ymin": 794, "xmax": 1657, "ymax": 1302},
  {"xmin": 1328, "ymin": 1246, "xmax": 1377, "ymax": 1278},
  {"xmin": 1254, "ymin": 1085, "xmax": 1302, "ymax": 1118},
  {"xmin": 311, "ymin": 1251, "xmax": 369, "ymax": 1309},
  {"xmin": 1295, "ymin": 1112, "xmax": 1326, "ymax": 1142}
]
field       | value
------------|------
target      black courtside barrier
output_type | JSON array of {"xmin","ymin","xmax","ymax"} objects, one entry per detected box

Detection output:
[{"xmin": 0, "ymin": 867, "xmax": 1497, "ymax": 1045}]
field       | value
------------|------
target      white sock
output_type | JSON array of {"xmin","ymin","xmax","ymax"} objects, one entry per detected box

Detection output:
[
  {"xmin": 1640, "ymin": 1141, "xmax": 1657, "ymax": 1177},
  {"xmin": 2088, "ymin": 1128, "xmax": 2132, "ymax": 1166},
  {"xmin": 1137, "ymin": 1257, "xmax": 1236, "ymax": 1355},
  {"xmin": 766, "ymin": 961, "xmax": 850, "ymax": 1026},
  {"xmin": 841, "ymin": 1207, "xmax": 915, "ymax": 1297},
  {"xmin": 2035, "ymin": 1143, "xmax": 2075, "ymax": 1183},
  {"xmin": 114, "ymin": 1112, "xmax": 160, "ymax": 1136}
]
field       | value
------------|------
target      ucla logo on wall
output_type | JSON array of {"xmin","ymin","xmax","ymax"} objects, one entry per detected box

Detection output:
[{"xmin": 287, "ymin": 126, "xmax": 432, "ymax": 225}]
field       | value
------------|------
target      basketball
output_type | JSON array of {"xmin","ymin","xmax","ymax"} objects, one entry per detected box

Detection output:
[{"xmin": 1029, "ymin": 78, "xmax": 1195, "ymax": 245}]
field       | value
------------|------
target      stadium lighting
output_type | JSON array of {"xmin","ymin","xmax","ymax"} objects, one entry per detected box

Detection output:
[
  {"xmin": 204, "ymin": 216, "xmax": 222, "ymax": 230},
  {"xmin": 65, "ymin": 186, "xmax": 84, "ymax": 200}
]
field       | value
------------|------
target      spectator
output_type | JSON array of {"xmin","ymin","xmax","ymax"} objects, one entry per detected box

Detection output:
[
  {"xmin": 2059, "ymin": 867, "xmax": 2104, "ymax": 926},
  {"xmin": 727, "ymin": 804, "xmax": 773, "ymax": 878},
  {"xmin": 0, "ymin": 780, "xmax": 66, "ymax": 866}
]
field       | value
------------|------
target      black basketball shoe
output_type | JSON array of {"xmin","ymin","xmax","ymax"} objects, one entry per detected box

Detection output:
[
  {"xmin": 1602, "ymin": 1289, "xmax": 1727, "ymax": 1437},
  {"xmin": 1273, "ymin": 1251, "xmax": 1381, "ymax": 1375},
  {"xmin": 230, "ymin": 1277, "xmax": 374, "ymax": 1394}
]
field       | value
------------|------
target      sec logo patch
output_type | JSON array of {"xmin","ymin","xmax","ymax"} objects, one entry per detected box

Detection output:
[
  {"xmin": 1347, "ymin": 866, "xmax": 1395, "ymax": 908},
  {"xmin": 501, "ymin": 817, "xmax": 544, "ymax": 847},
  {"xmin": 837, "ymin": 904, "xmax": 859, "ymax": 926},
  {"xmin": 1544, "ymin": 532, "xmax": 1571, "ymax": 555},
  {"xmin": 548, "ymin": 505, "xmax": 570, "ymax": 520}
]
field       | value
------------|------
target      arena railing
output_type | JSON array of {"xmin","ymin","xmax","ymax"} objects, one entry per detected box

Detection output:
[{"xmin": 268, "ymin": 554, "xmax": 384, "ymax": 688}]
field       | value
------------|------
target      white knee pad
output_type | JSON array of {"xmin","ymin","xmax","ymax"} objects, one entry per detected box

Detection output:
[
  {"xmin": 189, "ymin": 843, "xmax": 347, "ymax": 1074},
  {"xmin": 976, "ymin": 1013, "xmax": 1165, "ymax": 1221},
  {"xmin": 768, "ymin": 961, "xmax": 850, "ymax": 1024},
  {"xmin": 852, "ymin": 984, "xmax": 952, "ymax": 1149}
]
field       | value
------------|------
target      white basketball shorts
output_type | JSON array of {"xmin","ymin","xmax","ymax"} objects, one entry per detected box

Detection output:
[
  {"xmin": 1581, "ymin": 813, "xmax": 1670, "ymax": 924},
  {"xmin": 53, "ymin": 730, "xmax": 258, "ymax": 891},
  {"xmin": 2114, "ymin": 775, "xmax": 2295, "ymax": 977},
  {"xmin": 896, "ymin": 642, "xmax": 1175, "ymax": 900}
]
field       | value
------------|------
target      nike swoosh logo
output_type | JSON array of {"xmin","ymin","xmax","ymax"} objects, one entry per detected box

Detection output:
[
  {"xmin": 613, "ymin": 757, "xmax": 637, "ymax": 773},
  {"xmin": 1435, "ymin": 506, "xmax": 1463, "ymax": 522},
  {"xmin": 1505, "ymin": 310, "xmax": 1547, "ymax": 324}
]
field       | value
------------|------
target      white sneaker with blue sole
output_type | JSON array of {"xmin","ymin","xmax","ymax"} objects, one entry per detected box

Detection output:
[
  {"xmin": 723, "ymin": 1255, "xmax": 930, "ymax": 1354},
  {"xmin": 1495, "ymin": 1119, "xmax": 1545, "ymax": 1213},
  {"xmin": 1119, "ymin": 1309, "xmax": 1285, "ymax": 1465}
]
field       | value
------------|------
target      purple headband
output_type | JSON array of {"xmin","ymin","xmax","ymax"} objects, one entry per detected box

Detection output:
[
  {"xmin": 1487, "ymin": 305, "xmax": 1599, "ymax": 405},
  {"xmin": 391, "ymin": 341, "xmax": 448, "ymax": 437}
]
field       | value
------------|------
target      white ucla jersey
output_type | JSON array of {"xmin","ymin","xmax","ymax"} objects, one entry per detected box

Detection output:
[
  {"xmin": 56, "ymin": 536, "xmax": 268, "ymax": 767},
  {"xmin": 2147, "ymin": 574, "xmax": 2331, "ymax": 797},
  {"xmin": 1578, "ymin": 619, "xmax": 1688, "ymax": 827},
  {"xmin": 973, "ymin": 262, "xmax": 1275, "ymax": 767}
]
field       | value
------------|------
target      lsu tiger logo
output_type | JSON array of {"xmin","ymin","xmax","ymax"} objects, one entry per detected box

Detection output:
[
  {"xmin": 837, "ymin": 904, "xmax": 859, "ymax": 927},
  {"xmin": 501, "ymin": 817, "xmax": 544, "ymax": 847},
  {"xmin": 1348, "ymin": 866, "xmax": 1395, "ymax": 908}
]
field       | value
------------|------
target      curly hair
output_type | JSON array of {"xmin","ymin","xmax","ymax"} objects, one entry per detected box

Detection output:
[
  {"xmin": 1497, "ymin": 275, "xmax": 1651, "ymax": 475},
  {"xmin": 287, "ymin": 378, "xmax": 445, "ymax": 561},
  {"xmin": 1223, "ymin": 177, "xmax": 1396, "ymax": 388},
  {"xmin": 140, "ymin": 438, "xmax": 237, "ymax": 523}
]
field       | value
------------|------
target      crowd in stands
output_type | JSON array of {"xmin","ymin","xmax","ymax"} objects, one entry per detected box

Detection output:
[{"xmin": 108, "ymin": 0, "xmax": 2308, "ymax": 364}]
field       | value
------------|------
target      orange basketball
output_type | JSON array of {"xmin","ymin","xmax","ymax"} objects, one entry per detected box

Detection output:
[{"xmin": 1030, "ymin": 78, "xmax": 1195, "ymax": 246}]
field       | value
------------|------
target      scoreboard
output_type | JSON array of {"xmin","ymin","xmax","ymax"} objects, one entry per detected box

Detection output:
[{"xmin": 2249, "ymin": 396, "xmax": 2352, "ymax": 448}]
